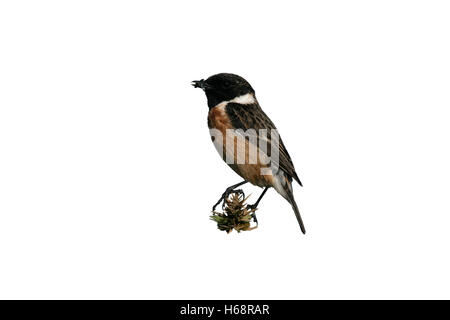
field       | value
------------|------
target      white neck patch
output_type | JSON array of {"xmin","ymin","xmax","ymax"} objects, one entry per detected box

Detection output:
[
  {"xmin": 230, "ymin": 93, "xmax": 256, "ymax": 105},
  {"xmin": 211, "ymin": 93, "xmax": 256, "ymax": 109}
]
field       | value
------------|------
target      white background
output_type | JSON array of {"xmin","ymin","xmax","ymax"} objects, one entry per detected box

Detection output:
[{"xmin": 1, "ymin": 1, "xmax": 449, "ymax": 299}]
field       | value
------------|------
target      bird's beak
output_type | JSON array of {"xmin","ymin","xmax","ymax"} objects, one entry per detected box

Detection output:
[{"xmin": 191, "ymin": 79, "xmax": 212, "ymax": 90}]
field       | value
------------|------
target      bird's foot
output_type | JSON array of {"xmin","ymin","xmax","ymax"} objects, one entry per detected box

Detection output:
[
  {"xmin": 212, "ymin": 188, "xmax": 245, "ymax": 212},
  {"xmin": 246, "ymin": 204, "xmax": 258, "ymax": 224}
]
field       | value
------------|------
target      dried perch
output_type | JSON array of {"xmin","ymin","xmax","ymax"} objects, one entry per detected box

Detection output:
[{"xmin": 210, "ymin": 191, "xmax": 258, "ymax": 233}]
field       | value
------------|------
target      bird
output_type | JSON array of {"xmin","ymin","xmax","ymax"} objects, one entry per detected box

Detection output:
[{"xmin": 192, "ymin": 73, "xmax": 305, "ymax": 234}]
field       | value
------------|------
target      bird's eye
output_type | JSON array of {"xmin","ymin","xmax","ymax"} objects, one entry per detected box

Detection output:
[{"xmin": 223, "ymin": 81, "xmax": 231, "ymax": 88}]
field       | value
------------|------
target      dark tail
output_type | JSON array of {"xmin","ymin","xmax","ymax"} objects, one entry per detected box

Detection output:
[{"xmin": 286, "ymin": 191, "xmax": 306, "ymax": 234}]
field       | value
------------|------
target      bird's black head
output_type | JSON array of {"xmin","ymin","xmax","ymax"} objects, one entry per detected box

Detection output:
[{"xmin": 192, "ymin": 73, "xmax": 255, "ymax": 109}]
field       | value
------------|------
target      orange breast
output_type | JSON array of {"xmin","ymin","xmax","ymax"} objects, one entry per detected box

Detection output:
[{"xmin": 208, "ymin": 104, "xmax": 232, "ymax": 133}]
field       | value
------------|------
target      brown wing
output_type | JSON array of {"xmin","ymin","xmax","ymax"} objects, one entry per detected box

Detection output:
[{"xmin": 225, "ymin": 102, "xmax": 302, "ymax": 186}]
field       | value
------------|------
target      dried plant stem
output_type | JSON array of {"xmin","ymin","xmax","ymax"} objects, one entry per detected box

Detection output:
[{"xmin": 210, "ymin": 191, "xmax": 258, "ymax": 233}]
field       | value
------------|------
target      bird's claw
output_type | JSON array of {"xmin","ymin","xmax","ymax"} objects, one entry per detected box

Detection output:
[
  {"xmin": 212, "ymin": 188, "xmax": 245, "ymax": 212},
  {"xmin": 246, "ymin": 203, "xmax": 258, "ymax": 224}
]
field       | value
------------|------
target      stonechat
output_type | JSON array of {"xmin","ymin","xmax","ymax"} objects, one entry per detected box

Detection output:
[{"xmin": 192, "ymin": 73, "xmax": 305, "ymax": 234}]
